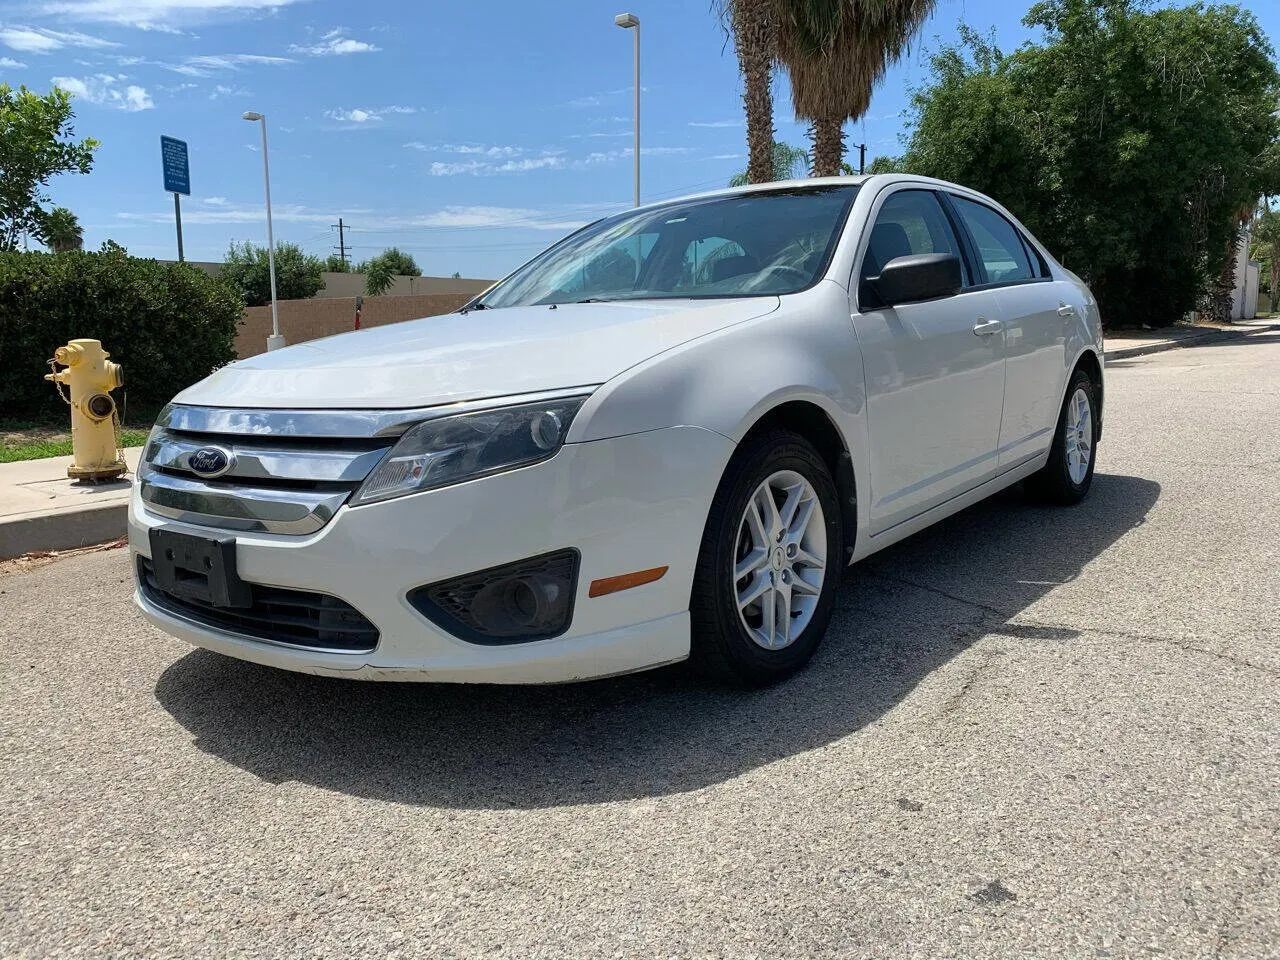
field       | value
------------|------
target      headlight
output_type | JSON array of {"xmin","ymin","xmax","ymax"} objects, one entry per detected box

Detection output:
[{"xmin": 351, "ymin": 396, "xmax": 588, "ymax": 505}]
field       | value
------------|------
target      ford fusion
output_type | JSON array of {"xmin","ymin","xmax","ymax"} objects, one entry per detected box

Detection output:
[{"xmin": 130, "ymin": 175, "xmax": 1103, "ymax": 686}]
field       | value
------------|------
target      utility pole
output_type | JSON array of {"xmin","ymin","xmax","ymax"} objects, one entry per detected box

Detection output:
[
  {"xmin": 332, "ymin": 217, "xmax": 350, "ymax": 267},
  {"xmin": 851, "ymin": 142, "xmax": 867, "ymax": 175}
]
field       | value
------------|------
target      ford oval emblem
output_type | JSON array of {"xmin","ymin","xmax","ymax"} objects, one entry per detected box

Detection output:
[{"xmin": 188, "ymin": 446, "xmax": 235, "ymax": 479}]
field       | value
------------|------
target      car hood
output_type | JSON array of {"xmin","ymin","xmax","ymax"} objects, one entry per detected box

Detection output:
[{"xmin": 176, "ymin": 298, "xmax": 780, "ymax": 409}]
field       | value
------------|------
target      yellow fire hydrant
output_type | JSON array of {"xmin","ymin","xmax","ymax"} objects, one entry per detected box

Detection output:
[{"xmin": 45, "ymin": 339, "xmax": 127, "ymax": 482}]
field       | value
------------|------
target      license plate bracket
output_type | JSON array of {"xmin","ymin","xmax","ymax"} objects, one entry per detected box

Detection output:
[{"xmin": 148, "ymin": 528, "xmax": 252, "ymax": 609}]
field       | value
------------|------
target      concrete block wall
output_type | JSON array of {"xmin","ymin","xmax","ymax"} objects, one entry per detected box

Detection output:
[{"xmin": 237, "ymin": 293, "xmax": 473, "ymax": 359}]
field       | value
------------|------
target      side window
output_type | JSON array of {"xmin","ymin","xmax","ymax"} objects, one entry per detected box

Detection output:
[
  {"xmin": 859, "ymin": 189, "xmax": 964, "ymax": 285},
  {"xmin": 678, "ymin": 236, "xmax": 749, "ymax": 289},
  {"xmin": 949, "ymin": 196, "xmax": 1034, "ymax": 285},
  {"xmin": 1020, "ymin": 232, "xmax": 1052, "ymax": 278}
]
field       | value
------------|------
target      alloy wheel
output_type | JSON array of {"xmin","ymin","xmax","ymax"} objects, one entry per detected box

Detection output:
[
  {"xmin": 1065, "ymin": 387, "xmax": 1093, "ymax": 485},
  {"xmin": 732, "ymin": 470, "xmax": 828, "ymax": 650}
]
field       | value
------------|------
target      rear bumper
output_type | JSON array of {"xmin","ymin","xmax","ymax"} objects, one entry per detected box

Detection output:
[{"xmin": 129, "ymin": 425, "xmax": 735, "ymax": 683}]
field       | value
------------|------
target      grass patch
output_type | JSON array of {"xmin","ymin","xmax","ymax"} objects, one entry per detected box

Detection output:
[{"xmin": 0, "ymin": 422, "xmax": 151, "ymax": 464}]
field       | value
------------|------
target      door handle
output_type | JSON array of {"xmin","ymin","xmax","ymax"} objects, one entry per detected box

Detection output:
[
  {"xmin": 972, "ymin": 319, "xmax": 1003, "ymax": 337},
  {"xmin": 1057, "ymin": 303, "xmax": 1077, "ymax": 317}
]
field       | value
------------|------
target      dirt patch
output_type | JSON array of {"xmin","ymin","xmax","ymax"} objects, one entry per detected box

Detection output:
[{"xmin": 0, "ymin": 537, "xmax": 128, "ymax": 577}]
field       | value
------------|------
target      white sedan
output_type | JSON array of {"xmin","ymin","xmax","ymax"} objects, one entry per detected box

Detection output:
[{"xmin": 129, "ymin": 175, "xmax": 1103, "ymax": 686}]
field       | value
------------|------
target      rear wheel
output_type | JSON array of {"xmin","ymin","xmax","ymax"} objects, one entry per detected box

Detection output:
[
  {"xmin": 1027, "ymin": 366, "xmax": 1097, "ymax": 505},
  {"xmin": 690, "ymin": 430, "xmax": 843, "ymax": 686}
]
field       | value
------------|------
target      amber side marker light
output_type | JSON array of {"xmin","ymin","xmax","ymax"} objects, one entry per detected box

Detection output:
[{"xmin": 588, "ymin": 565, "xmax": 669, "ymax": 598}]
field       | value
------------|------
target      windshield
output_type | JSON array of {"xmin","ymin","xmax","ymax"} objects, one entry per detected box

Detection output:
[{"xmin": 478, "ymin": 185, "xmax": 859, "ymax": 309}]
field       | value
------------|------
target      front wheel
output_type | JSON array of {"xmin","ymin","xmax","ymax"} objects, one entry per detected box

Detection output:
[
  {"xmin": 689, "ymin": 430, "xmax": 843, "ymax": 686},
  {"xmin": 1027, "ymin": 366, "xmax": 1098, "ymax": 505}
]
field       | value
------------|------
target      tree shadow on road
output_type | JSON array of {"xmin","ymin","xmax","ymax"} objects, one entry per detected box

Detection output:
[{"xmin": 155, "ymin": 473, "xmax": 1159, "ymax": 810}]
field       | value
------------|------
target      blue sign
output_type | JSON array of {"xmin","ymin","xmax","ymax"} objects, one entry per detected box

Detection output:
[{"xmin": 160, "ymin": 135, "xmax": 190, "ymax": 196}]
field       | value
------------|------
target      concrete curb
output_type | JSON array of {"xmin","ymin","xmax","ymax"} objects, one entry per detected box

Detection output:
[
  {"xmin": 1, "ymin": 502, "xmax": 129, "ymax": 561},
  {"xmin": 1103, "ymin": 322, "xmax": 1280, "ymax": 361}
]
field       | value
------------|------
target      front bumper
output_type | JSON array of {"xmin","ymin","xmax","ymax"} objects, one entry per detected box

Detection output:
[{"xmin": 129, "ymin": 426, "xmax": 734, "ymax": 683}]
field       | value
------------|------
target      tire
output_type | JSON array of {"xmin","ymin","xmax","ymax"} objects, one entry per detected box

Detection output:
[
  {"xmin": 689, "ymin": 429, "xmax": 844, "ymax": 686},
  {"xmin": 1027, "ymin": 366, "xmax": 1098, "ymax": 505}
]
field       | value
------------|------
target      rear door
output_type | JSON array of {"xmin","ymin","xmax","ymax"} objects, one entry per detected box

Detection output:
[
  {"xmin": 851, "ymin": 187, "xmax": 1007, "ymax": 536},
  {"xmin": 945, "ymin": 194, "xmax": 1069, "ymax": 469}
]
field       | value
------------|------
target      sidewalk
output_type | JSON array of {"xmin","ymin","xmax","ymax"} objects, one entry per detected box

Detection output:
[
  {"xmin": 1103, "ymin": 317, "xmax": 1279, "ymax": 360},
  {"xmin": 0, "ymin": 448, "xmax": 143, "ymax": 561}
]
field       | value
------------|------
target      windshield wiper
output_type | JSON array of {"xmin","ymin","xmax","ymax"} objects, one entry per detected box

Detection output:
[
  {"xmin": 575, "ymin": 297, "xmax": 617, "ymax": 303},
  {"xmin": 461, "ymin": 301, "xmax": 489, "ymax": 314}
]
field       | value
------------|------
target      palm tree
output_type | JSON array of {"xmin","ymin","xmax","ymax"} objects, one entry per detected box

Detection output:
[
  {"xmin": 39, "ymin": 207, "xmax": 84, "ymax": 253},
  {"xmin": 729, "ymin": 141, "xmax": 810, "ymax": 185},
  {"xmin": 722, "ymin": 0, "xmax": 779, "ymax": 184},
  {"xmin": 775, "ymin": 0, "xmax": 937, "ymax": 177}
]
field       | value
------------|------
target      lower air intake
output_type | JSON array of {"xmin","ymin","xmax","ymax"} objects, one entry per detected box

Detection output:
[{"xmin": 408, "ymin": 549, "xmax": 580, "ymax": 645}]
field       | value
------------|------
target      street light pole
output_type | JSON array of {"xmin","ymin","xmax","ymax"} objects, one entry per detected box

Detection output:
[
  {"xmin": 615, "ymin": 13, "xmax": 640, "ymax": 207},
  {"xmin": 242, "ymin": 111, "xmax": 284, "ymax": 352}
]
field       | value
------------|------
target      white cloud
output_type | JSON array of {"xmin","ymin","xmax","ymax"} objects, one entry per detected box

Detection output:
[
  {"xmin": 38, "ymin": 0, "xmax": 306, "ymax": 30},
  {"xmin": 708, "ymin": 153, "xmax": 743, "ymax": 160},
  {"xmin": 170, "ymin": 53, "xmax": 291, "ymax": 76},
  {"xmin": 209, "ymin": 83, "xmax": 250, "ymax": 99},
  {"xmin": 203, "ymin": 196, "xmax": 228, "ymax": 205},
  {"xmin": 582, "ymin": 146, "xmax": 694, "ymax": 166},
  {"xmin": 409, "ymin": 206, "xmax": 587, "ymax": 230},
  {"xmin": 427, "ymin": 150, "xmax": 566, "ymax": 177},
  {"xmin": 326, "ymin": 105, "xmax": 415, "ymax": 125},
  {"xmin": 688, "ymin": 119, "xmax": 742, "ymax": 128},
  {"xmin": 0, "ymin": 25, "xmax": 119, "ymax": 53},
  {"xmin": 116, "ymin": 202, "xmax": 586, "ymax": 231},
  {"xmin": 53, "ymin": 73, "xmax": 153, "ymax": 110},
  {"xmin": 290, "ymin": 29, "xmax": 378, "ymax": 56},
  {"xmin": 0, "ymin": 56, "xmax": 27, "ymax": 68},
  {"xmin": 567, "ymin": 87, "xmax": 646, "ymax": 108}
]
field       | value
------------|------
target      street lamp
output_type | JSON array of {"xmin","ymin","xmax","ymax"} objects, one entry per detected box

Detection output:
[
  {"xmin": 614, "ymin": 12, "xmax": 640, "ymax": 207},
  {"xmin": 242, "ymin": 111, "xmax": 284, "ymax": 351}
]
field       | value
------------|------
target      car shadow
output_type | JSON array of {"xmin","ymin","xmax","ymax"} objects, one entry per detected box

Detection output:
[{"xmin": 155, "ymin": 473, "xmax": 1160, "ymax": 810}]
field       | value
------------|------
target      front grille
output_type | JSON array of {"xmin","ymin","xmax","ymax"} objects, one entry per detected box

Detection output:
[{"xmin": 138, "ymin": 557, "xmax": 379, "ymax": 653}]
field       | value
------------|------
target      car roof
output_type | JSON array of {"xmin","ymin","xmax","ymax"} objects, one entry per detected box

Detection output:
[{"xmin": 627, "ymin": 173, "xmax": 977, "ymax": 214}]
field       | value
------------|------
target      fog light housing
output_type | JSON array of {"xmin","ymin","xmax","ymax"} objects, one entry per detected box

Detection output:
[{"xmin": 408, "ymin": 549, "xmax": 579, "ymax": 644}]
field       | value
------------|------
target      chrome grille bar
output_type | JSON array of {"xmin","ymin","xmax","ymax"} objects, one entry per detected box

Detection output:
[
  {"xmin": 146, "ymin": 434, "xmax": 388, "ymax": 484},
  {"xmin": 139, "ymin": 471, "xmax": 350, "ymax": 535}
]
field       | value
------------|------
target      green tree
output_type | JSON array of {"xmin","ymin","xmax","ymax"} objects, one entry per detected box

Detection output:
[
  {"xmin": 865, "ymin": 155, "xmax": 903, "ymax": 174},
  {"xmin": 0, "ymin": 84, "xmax": 99, "ymax": 251},
  {"xmin": 324, "ymin": 254, "xmax": 350, "ymax": 273},
  {"xmin": 37, "ymin": 206, "xmax": 83, "ymax": 252},
  {"xmin": 774, "ymin": 0, "xmax": 937, "ymax": 176},
  {"xmin": 357, "ymin": 247, "xmax": 421, "ymax": 277},
  {"xmin": 1252, "ymin": 199, "xmax": 1280, "ymax": 313},
  {"xmin": 219, "ymin": 240, "xmax": 324, "ymax": 306},
  {"xmin": 899, "ymin": 1, "xmax": 1280, "ymax": 327},
  {"xmin": 364, "ymin": 257, "xmax": 394, "ymax": 297},
  {"xmin": 730, "ymin": 141, "xmax": 809, "ymax": 185}
]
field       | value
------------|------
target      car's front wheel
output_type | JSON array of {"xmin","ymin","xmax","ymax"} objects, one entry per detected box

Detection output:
[{"xmin": 690, "ymin": 429, "xmax": 843, "ymax": 686}]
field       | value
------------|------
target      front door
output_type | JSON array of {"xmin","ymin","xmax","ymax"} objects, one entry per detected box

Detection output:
[{"xmin": 850, "ymin": 188, "xmax": 1007, "ymax": 536}]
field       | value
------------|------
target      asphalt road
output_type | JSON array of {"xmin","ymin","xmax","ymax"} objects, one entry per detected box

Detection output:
[{"xmin": 3, "ymin": 333, "xmax": 1278, "ymax": 960}]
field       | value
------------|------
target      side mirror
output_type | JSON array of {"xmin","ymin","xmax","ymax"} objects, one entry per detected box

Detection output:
[{"xmin": 867, "ymin": 253, "xmax": 962, "ymax": 307}]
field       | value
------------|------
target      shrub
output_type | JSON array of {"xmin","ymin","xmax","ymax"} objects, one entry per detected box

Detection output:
[{"xmin": 0, "ymin": 243, "xmax": 242, "ymax": 422}]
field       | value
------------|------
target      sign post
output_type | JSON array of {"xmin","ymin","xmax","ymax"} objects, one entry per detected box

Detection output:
[{"xmin": 160, "ymin": 136, "xmax": 191, "ymax": 262}]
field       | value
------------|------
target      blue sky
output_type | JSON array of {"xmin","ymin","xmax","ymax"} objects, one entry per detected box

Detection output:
[{"xmin": 2, "ymin": 0, "xmax": 1277, "ymax": 279}]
